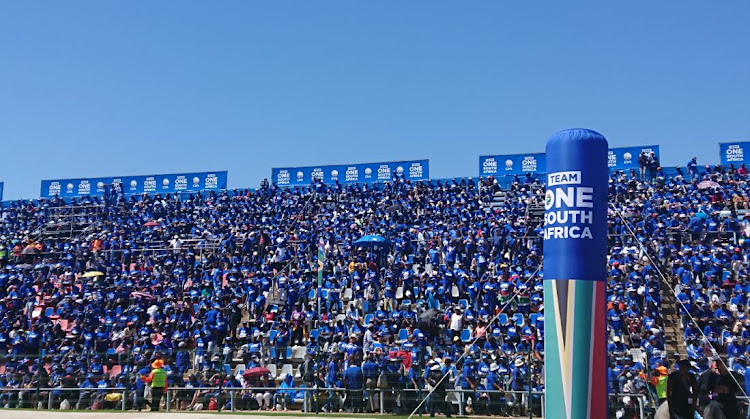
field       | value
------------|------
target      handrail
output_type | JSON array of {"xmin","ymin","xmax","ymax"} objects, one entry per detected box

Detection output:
[{"xmin": 0, "ymin": 385, "xmax": 654, "ymax": 418}]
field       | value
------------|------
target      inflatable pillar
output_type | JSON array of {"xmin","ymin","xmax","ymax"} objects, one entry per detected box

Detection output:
[{"xmin": 543, "ymin": 129, "xmax": 608, "ymax": 419}]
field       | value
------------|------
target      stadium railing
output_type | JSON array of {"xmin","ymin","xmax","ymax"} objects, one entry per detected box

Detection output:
[{"xmin": 0, "ymin": 386, "xmax": 654, "ymax": 418}]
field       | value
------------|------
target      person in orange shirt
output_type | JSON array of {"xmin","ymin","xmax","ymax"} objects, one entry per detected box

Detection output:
[
  {"xmin": 650, "ymin": 366, "xmax": 669, "ymax": 405},
  {"xmin": 140, "ymin": 359, "xmax": 168, "ymax": 411},
  {"xmin": 92, "ymin": 237, "xmax": 103, "ymax": 253}
]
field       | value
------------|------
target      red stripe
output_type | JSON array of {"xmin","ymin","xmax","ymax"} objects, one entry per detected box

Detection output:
[{"xmin": 590, "ymin": 281, "xmax": 608, "ymax": 417}]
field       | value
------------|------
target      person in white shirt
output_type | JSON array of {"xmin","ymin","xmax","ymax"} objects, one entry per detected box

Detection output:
[{"xmin": 449, "ymin": 308, "xmax": 464, "ymax": 340}]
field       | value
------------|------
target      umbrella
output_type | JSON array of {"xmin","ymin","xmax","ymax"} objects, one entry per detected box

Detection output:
[
  {"xmin": 353, "ymin": 235, "xmax": 391, "ymax": 247},
  {"xmin": 22, "ymin": 247, "xmax": 40, "ymax": 255},
  {"xmin": 143, "ymin": 221, "xmax": 160, "ymax": 227},
  {"xmin": 131, "ymin": 291, "xmax": 154, "ymax": 300},
  {"xmin": 82, "ymin": 271, "xmax": 104, "ymax": 278},
  {"xmin": 418, "ymin": 308, "xmax": 438, "ymax": 321},
  {"xmin": 242, "ymin": 367, "xmax": 271, "ymax": 380},
  {"xmin": 697, "ymin": 180, "xmax": 720, "ymax": 190},
  {"xmin": 13, "ymin": 264, "xmax": 33, "ymax": 269}
]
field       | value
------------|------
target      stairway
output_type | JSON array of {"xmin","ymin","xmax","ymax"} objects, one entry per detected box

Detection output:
[
  {"xmin": 40, "ymin": 204, "xmax": 102, "ymax": 240},
  {"xmin": 482, "ymin": 190, "xmax": 508, "ymax": 212},
  {"xmin": 659, "ymin": 271, "xmax": 688, "ymax": 360}
]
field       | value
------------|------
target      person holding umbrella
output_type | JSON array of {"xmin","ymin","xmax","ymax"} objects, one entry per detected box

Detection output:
[{"xmin": 140, "ymin": 359, "xmax": 168, "ymax": 411}]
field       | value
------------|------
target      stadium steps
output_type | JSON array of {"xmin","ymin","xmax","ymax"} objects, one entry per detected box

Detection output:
[
  {"xmin": 482, "ymin": 190, "xmax": 507, "ymax": 211},
  {"xmin": 41, "ymin": 204, "xmax": 103, "ymax": 240},
  {"xmin": 660, "ymin": 277, "xmax": 688, "ymax": 360}
]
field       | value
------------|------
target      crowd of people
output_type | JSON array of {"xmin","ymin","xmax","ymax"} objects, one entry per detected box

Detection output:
[{"xmin": 0, "ymin": 158, "xmax": 747, "ymax": 417}]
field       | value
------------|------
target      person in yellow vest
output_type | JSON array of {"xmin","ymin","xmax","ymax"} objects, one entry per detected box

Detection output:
[
  {"xmin": 650, "ymin": 365, "xmax": 669, "ymax": 405},
  {"xmin": 140, "ymin": 359, "xmax": 168, "ymax": 411}
]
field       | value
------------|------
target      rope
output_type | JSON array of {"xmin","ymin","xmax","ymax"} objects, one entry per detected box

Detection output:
[
  {"xmin": 406, "ymin": 264, "xmax": 542, "ymax": 419},
  {"xmin": 609, "ymin": 204, "xmax": 749, "ymax": 399}
]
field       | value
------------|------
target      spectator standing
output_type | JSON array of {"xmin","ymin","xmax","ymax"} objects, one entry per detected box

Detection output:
[
  {"xmin": 697, "ymin": 359, "xmax": 742, "ymax": 419},
  {"xmin": 687, "ymin": 157, "xmax": 699, "ymax": 180},
  {"xmin": 666, "ymin": 360, "xmax": 697, "ymax": 419},
  {"xmin": 638, "ymin": 150, "xmax": 650, "ymax": 181},
  {"xmin": 342, "ymin": 362, "xmax": 364, "ymax": 413},
  {"xmin": 427, "ymin": 363, "xmax": 452, "ymax": 418},
  {"xmin": 651, "ymin": 365, "xmax": 669, "ymax": 405},
  {"xmin": 140, "ymin": 359, "xmax": 168, "ymax": 411}
]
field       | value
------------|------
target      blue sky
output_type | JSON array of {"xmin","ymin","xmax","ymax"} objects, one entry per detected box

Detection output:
[{"xmin": 1, "ymin": 1, "xmax": 748, "ymax": 200}]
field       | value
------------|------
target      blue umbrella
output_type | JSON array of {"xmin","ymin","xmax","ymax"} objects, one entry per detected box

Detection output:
[{"xmin": 354, "ymin": 235, "xmax": 391, "ymax": 247}]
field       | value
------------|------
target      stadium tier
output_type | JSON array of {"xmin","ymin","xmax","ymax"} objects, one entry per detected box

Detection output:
[{"xmin": 0, "ymin": 158, "xmax": 748, "ymax": 417}]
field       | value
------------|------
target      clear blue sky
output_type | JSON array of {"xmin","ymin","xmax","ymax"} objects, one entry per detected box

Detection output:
[{"xmin": 1, "ymin": 1, "xmax": 748, "ymax": 200}]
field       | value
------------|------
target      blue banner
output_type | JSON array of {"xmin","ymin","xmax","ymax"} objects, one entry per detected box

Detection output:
[
  {"xmin": 720, "ymin": 142, "xmax": 750, "ymax": 166},
  {"xmin": 543, "ymin": 129, "xmax": 608, "ymax": 280},
  {"xmin": 40, "ymin": 171, "xmax": 228, "ymax": 199},
  {"xmin": 479, "ymin": 153, "xmax": 546, "ymax": 176},
  {"xmin": 272, "ymin": 159, "xmax": 429, "ymax": 186},
  {"xmin": 480, "ymin": 145, "xmax": 658, "ymax": 177},
  {"xmin": 607, "ymin": 145, "xmax": 660, "ymax": 170}
]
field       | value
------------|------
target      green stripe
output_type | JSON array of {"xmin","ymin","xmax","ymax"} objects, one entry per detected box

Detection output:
[
  {"xmin": 543, "ymin": 282, "xmax": 565, "ymax": 414},
  {"xmin": 570, "ymin": 281, "xmax": 595, "ymax": 418}
]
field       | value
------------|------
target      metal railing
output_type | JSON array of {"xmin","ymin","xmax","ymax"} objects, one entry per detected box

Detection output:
[{"xmin": 0, "ymin": 386, "xmax": 654, "ymax": 418}]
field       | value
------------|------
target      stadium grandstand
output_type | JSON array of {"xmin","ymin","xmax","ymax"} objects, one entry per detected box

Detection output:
[{"xmin": 0, "ymin": 155, "xmax": 749, "ymax": 419}]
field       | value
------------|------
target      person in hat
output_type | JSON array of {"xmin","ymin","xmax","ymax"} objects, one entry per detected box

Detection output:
[
  {"xmin": 140, "ymin": 358, "xmax": 168, "ymax": 411},
  {"xmin": 426, "ymin": 362, "xmax": 453, "ymax": 417},
  {"xmin": 76, "ymin": 373, "xmax": 98, "ymax": 409},
  {"xmin": 650, "ymin": 365, "xmax": 669, "ymax": 405},
  {"xmin": 486, "ymin": 363, "xmax": 505, "ymax": 415}
]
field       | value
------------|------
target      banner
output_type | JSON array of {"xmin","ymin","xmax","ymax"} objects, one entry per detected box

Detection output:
[
  {"xmin": 0, "ymin": 182, "xmax": 3, "ymax": 201},
  {"xmin": 272, "ymin": 159, "xmax": 429, "ymax": 186},
  {"xmin": 480, "ymin": 145, "xmax": 659, "ymax": 177},
  {"xmin": 479, "ymin": 153, "xmax": 546, "ymax": 176},
  {"xmin": 607, "ymin": 145, "xmax": 660, "ymax": 171},
  {"xmin": 40, "ymin": 171, "xmax": 228, "ymax": 199},
  {"xmin": 720, "ymin": 142, "xmax": 750, "ymax": 166}
]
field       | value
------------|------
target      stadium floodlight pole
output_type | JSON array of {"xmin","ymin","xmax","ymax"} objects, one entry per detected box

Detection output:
[{"xmin": 543, "ymin": 129, "xmax": 608, "ymax": 419}]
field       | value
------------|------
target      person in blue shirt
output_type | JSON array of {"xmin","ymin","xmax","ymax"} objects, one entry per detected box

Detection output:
[
  {"xmin": 274, "ymin": 374, "xmax": 295, "ymax": 411},
  {"xmin": 274, "ymin": 328, "xmax": 290, "ymax": 365},
  {"xmin": 76, "ymin": 373, "xmax": 99, "ymax": 409},
  {"xmin": 362, "ymin": 355, "xmax": 380, "ymax": 413},
  {"xmin": 687, "ymin": 157, "xmax": 698, "ymax": 179},
  {"xmin": 134, "ymin": 359, "xmax": 152, "ymax": 411},
  {"xmin": 485, "ymin": 363, "xmax": 505, "ymax": 415},
  {"xmin": 688, "ymin": 214, "xmax": 705, "ymax": 242},
  {"xmin": 510, "ymin": 358, "xmax": 527, "ymax": 408},
  {"xmin": 342, "ymin": 362, "xmax": 364, "ymax": 413},
  {"xmin": 323, "ymin": 355, "xmax": 341, "ymax": 413}
]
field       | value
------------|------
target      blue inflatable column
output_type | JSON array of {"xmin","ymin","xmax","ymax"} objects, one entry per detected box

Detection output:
[{"xmin": 543, "ymin": 129, "xmax": 608, "ymax": 419}]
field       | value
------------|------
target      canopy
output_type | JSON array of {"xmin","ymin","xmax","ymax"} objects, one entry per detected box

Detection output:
[{"xmin": 353, "ymin": 235, "xmax": 391, "ymax": 247}]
